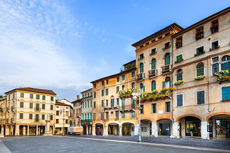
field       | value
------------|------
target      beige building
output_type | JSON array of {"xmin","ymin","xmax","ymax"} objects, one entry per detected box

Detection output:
[
  {"xmin": 172, "ymin": 7, "xmax": 230, "ymax": 139},
  {"xmin": 55, "ymin": 99, "xmax": 73, "ymax": 134},
  {"xmin": 4, "ymin": 87, "xmax": 56, "ymax": 136},
  {"xmin": 72, "ymin": 95, "xmax": 82, "ymax": 127},
  {"xmin": 0, "ymin": 96, "xmax": 6, "ymax": 137}
]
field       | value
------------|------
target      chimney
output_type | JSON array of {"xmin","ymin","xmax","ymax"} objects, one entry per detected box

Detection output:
[{"xmin": 77, "ymin": 95, "xmax": 79, "ymax": 100}]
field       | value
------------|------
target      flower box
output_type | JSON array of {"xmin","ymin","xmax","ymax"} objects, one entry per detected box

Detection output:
[
  {"xmin": 195, "ymin": 75, "xmax": 205, "ymax": 80},
  {"xmin": 174, "ymin": 80, "xmax": 183, "ymax": 85}
]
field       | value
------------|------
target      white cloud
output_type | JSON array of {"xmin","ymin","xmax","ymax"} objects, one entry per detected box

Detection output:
[
  {"xmin": 102, "ymin": 38, "xmax": 107, "ymax": 42},
  {"xmin": 93, "ymin": 28, "xmax": 99, "ymax": 34}
]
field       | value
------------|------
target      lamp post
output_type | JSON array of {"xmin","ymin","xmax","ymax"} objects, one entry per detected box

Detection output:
[
  {"xmin": 61, "ymin": 107, "xmax": 65, "ymax": 136},
  {"xmin": 132, "ymin": 88, "xmax": 142, "ymax": 142}
]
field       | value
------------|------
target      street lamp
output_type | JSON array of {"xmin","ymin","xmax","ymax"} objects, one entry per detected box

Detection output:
[
  {"xmin": 60, "ymin": 107, "xmax": 65, "ymax": 136},
  {"xmin": 132, "ymin": 88, "xmax": 142, "ymax": 142}
]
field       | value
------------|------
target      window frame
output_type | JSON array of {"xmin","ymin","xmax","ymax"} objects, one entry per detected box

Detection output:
[
  {"xmin": 176, "ymin": 94, "xmax": 184, "ymax": 107},
  {"xmin": 196, "ymin": 62, "xmax": 205, "ymax": 77},
  {"xmin": 211, "ymin": 40, "xmax": 219, "ymax": 50},
  {"xmin": 197, "ymin": 90, "xmax": 205, "ymax": 105},
  {"xmin": 151, "ymin": 103, "xmax": 157, "ymax": 114},
  {"xmin": 195, "ymin": 45, "xmax": 205, "ymax": 56},
  {"xmin": 165, "ymin": 101, "xmax": 171, "ymax": 113}
]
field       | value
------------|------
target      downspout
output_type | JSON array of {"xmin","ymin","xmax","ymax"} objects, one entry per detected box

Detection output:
[
  {"xmin": 207, "ymin": 57, "xmax": 210, "ymax": 113},
  {"xmin": 171, "ymin": 34, "xmax": 174, "ymax": 132}
]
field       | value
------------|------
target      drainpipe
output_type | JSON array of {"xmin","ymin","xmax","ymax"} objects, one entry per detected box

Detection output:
[
  {"xmin": 171, "ymin": 34, "xmax": 174, "ymax": 136},
  {"xmin": 207, "ymin": 57, "xmax": 210, "ymax": 113}
]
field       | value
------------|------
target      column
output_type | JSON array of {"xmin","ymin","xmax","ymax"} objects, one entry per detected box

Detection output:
[
  {"xmin": 213, "ymin": 118, "xmax": 216, "ymax": 138},
  {"xmin": 152, "ymin": 122, "xmax": 158, "ymax": 137},
  {"xmin": 27, "ymin": 125, "xmax": 29, "ymax": 136},
  {"xmin": 119, "ymin": 125, "xmax": 122, "ymax": 136},
  {"xmin": 92, "ymin": 125, "xmax": 95, "ymax": 136},
  {"xmin": 15, "ymin": 125, "xmax": 19, "ymax": 136},
  {"xmin": 38, "ymin": 126, "xmax": 40, "ymax": 135},
  {"xmin": 103, "ymin": 125, "xmax": 107, "ymax": 136},
  {"xmin": 0, "ymin": 125, "xmax": 4, "ymax": 137},
  {"xmin": 201, "ymin": 122, "xmax": 208, "ymax": 139},
  {"xmin": 115, "ymin": 126, "xmax": 117, "ymax": 135},
  {"xmin": 134, "ymin": 123, "xmax": 138, "ymax": 136},
  {"xmin": 23, "ymin": 126, "xmax": 26, "ymax": 135},
  {"xmin": 181, "ymin": 119, "xmax": 185, "ymax": 138},
  {"xmin": 36, "ymin": 125, "xmax": 38, "ymax": 135},
  {"xmin": 86, "ymin": 125, "xmax": 88, "ymax": 135},
  {"xmin": 173, "ymin": 122, "xmax": 179, "ymax": 138}
]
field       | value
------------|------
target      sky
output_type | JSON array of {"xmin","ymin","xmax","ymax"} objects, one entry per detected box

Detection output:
[{"xmin": 0, "ymin": 0, "xmax": 230, "ymax": 101}]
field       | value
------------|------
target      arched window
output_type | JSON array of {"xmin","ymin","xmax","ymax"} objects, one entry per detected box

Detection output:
[
  {"xmin": 177, "ymin": 69, "xmax": 183, "ymax": 81},
  {"xmin": 151, "ymin": 58, "xmax": 156, "ymax": 69},
  {"xmin": 132, "ymin": 82, "xmax": 135, "ymax": 89},
  {"xmin": 165, "ymin": 53, "xmax": 170, "ymax": 65},
  {"xmin": 122, "ymin": 85, "xmax": 125, "ymax": 90},
  {"xmin": 163, "ymin": 77, "xmax": 171, "ymax": 88},
  {"xmin": 196, "ymin": 63, "xmax": 204, "ymax": 76},
  {"xmin": 140, "ymin": 63, "xmax": 144, "ymax": 73},
  {"xmin": 151, "ymin": 81, "xmax": 156, "ymax": 91},
  {"xmin": 221, "ymin": 55, "xmax": 230, "ymax": 70},
  {"xmin": 140, "ymin": 83, "xmax": 145, "ymax": 92}
]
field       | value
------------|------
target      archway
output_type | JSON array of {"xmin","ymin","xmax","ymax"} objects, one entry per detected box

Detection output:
[
  {"xmin": 121, "ymin": 122, "xmax": 135, "ymax": 136},
  {"xmin": 107, "ymin": 122, "xmax": 119, "ymax": 136},
  {"xmin": 157, "ymin": 119, "xmax": 172, "ymax": 136},
  {"xmin": 141, "ymin": 119, "xmax": 152, "ymax": 137},
  {"xmin": 95, "ymin": 123, "xmax": 103, "ymax": 135}
]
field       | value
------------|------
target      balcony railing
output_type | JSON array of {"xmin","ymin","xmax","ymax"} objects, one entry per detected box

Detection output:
[
  {"xmin": 120, "ymin": 104, "xmax": 135, "ymax": 112},
  {"xmin": 137, "ymin": 73, "xmax": 145, "ymax": 81},
  {"xmin": 81, "ymin": 119, "xmax": 92, "ymax": 124},
  {"xmin": 148, "ymin": 69, "xmax": 158, "ymax": 77},
  {"xmin": 161, "ymin": 64, "xmax": 172, "ymax": 73}
]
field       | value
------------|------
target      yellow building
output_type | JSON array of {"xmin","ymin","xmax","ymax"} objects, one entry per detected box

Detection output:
[
  {"xmin": 171, "ymin": 7, "xmax": 230, "ymax": 139},
  {"xmin": 131, "ymin": 23, "xmax": 183, "ymax": 137},
  {"xmin": 72, "ymin": 95, "xmax": 82, "ymax": 127},
  {"xmin": 91, "ymin": 60, "xmax": 137, "ymax": 136},
  {"xmin": 4, "ymin": 87, "xmax": 56, "ymax": 136},
  {"xmin": 0, "ymin": 96, "xmax": 6, "ymax": 137}
]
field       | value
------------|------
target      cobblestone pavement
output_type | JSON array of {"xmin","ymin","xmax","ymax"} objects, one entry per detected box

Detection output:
[{"xmin": 0, "ymin": 135, "xmax": 229, "ymax": 153}]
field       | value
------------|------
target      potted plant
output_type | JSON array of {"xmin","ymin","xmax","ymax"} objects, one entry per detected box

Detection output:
[
  {"xmin": 195, "ymin": 75, "xmax": 205, "ymax": 80},
  {"xmin": 174, "ymin": 80, "xmax": 184, "ymax": 85}
]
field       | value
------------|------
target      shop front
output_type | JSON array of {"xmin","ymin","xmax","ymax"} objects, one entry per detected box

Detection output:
[
  {"xmin": 95, "ymin": 124, "xmax": 103, "ymax": 135},
  {"xmin": 185, "ymin": 118, "xmax": 201, "ymax": 137},
  {"xmin": 29, "ymin": 126, "xmax": 36, "ymax": 135},
  {"xmin": 122, "ymin": 123, "xmax": 134, "ymax": 136},
  {"xmin": 158, "ymin": 120, "xmax": 171, "ymax": 136},
  {"xmin": 141, "ymin": 120, "xmax": 151, "ymax": 137},
  {"xmin": 108, "ymin": 124, "xmax": 119, "ymax": 135}
]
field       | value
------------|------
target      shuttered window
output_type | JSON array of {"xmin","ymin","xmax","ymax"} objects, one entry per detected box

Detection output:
[
  {"xmin": 132, "ymin": 72, "xmax": 135, "ymax": 78},
  {"xmin": 212, "ymin": 63, "xmax": 219, "ymax": 74},
  {"xmin": 222, "ymin": 87, "xmax": 230, "ymax": 100},
  {"xmin": 50, "ymin": 105, "xmax": 53, "ymax": 110},
  {"xmin": 35, "ymin": 114, "xmax": 39, "ymax": 122},
  {"xmin": 106, "ymin": 100, "xmax": 108, "ymax": 106},
  {"xmin": 42, "ymin": 114, "xmax": 45, "ymax": 120},
  {"xmin": 106, "ymin": 89, "xmax": 108, "ymax": 95},
  {"xmin": 20, "ymin": 113, "xmax": 23, "ymax": 119},
  {"xmin": 177, "ymin": 54, "xmax": 182, "ymax": 62},
  {"xmin": 165, "ymin": 53, "xmax": 170, "ymax": 65},
  {"xmin": 162, "ymin": 81, "xmax": 165, "ymax": 89},
  {"xmin": 102, "ymin": 90, "xmax": 104, "ymax": 96},
  {"xmin": 122, "ymin": 99, "xmax": 125, "ymax": 109},
  {"xmin": 132, "ymin": 82, "xmax": 135, "ymax": 88},
  {"xmin": 165, "ymin": 77, "xmax": 171, "ymax": 88},
  {"xmin": 29, "ymin": 114, "xmax": 33, "ymax": 119},
  {"xmin": 111, "ymin": 99, "xmax": 114, "ymax": 107},
  {"xmin": 140, "ymin": 83, "xmax": 145, "ymax": 92},
  {"xmin": 151, "ymin": 81, "xmax": 156, "ymax": 91},
  {"xmin": 36, "ymin": 103, "xmax": 39, "ymax": 111},
  {"xmin": 117, "ymin": 98, "xmax": 119, "ymax": 105},
  {"xmin": 30, "ymin": 103, "xmax": 33, "ymax": 108},
  {"xmin": 101, "ymin": 100, "xmax": 104, "ymax": 107},
  {"xmin": 197, "ymin": 91, "xmax": 205, "ymax": 104},
  {"xmin": 50, "ymin": 115, "xmax": 53, "ymax": 120},
  {"xmin": 116, "ymin": 86, "xmax": 119, "ymax": 93},
  {"xmin": 177, "ymin": 94, "xmax": 183, "ymax": 107},
  {"xmin": 140, "ymin": 63, "xmax": 144, "ymax": 73},
  {"xmin": 165, "ymin": 102, "xmax": 171, "ymax": 112},
  {"xmin": 121, "ymin": 113, "xmax": 125, "ymax": 119},
  {"xmin": 30, "ymin": 94, "xmax": 33, "ymax": 99},
  {"xmin": 42, "ymin": 104, "xmax": 45, "ymax": 109},
  {"xmin": 197, "ymin": 63, "xmax": 204, "ymax": 76},
  {"xmin": 122, "ymin": 75, "xmax": 125, "ymax": 81},
  {"xmin": 177, "ymin": 69, "xmax": 183, "ymax": 81},
  {"xmin": 151, "ymin": 103, "xmax": 156, "ymax": 113},
  {"xmin": 20, "ymin": 102, "xmax": 24, "ymax": 108},
  {"xmin": 151, "ymin": 59, "xmax": 156, "ymax": 69},
  {"xmin": 94, "ymin": 92, "xmax": 96, "ymax": 98}
]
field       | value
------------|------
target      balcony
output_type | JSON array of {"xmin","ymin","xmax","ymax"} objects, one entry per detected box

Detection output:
[
  {"xmin": 81, "ymin": 119, "xmax": 92, "ymax": 124},
  {"xmin": 137, "ymin": 73, "xmax": 145, "ymax": 81},
  {"xmin": 34, "ymin": 107, "xmax": 41, "ymax": 112},
  {"xmin": 120, "ymin": 104, "xmax": 135, "ymax": 112},
  {"xmin": 163, "ymin": 45, "xmax": 171, "ymax": 50},
  {"xmin": 150, "ymin": 51, "xmax": 156, "ymax": 56},
  {"xmin": 148, "ymin": 69, "xmax": 158, "ymax": 78},
  {"xmin": 161, "ymin": 64, "xmax": 172, "ymax": 74},
  {"xmin": 194, "ymin": 51, "xmax": 205, "ymax": 56}
]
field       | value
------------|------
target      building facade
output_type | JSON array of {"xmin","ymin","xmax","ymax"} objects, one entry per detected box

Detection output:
[
  {"xmin": 81, "ymin": 89, "xmax": 93, "ymax": 135},
  {"xmin": 0, "ymin": 96, "xmax": 6, "ymax": 137},
  {"xmin": 171, "ymin": 7, "xmax": 230, "ymax": 139},
  {"xmin": 72, "ymin": 95, "xmax": 82, "ymax": 127},
  {"xmin": 4, "ymin": 87, "xmax": 56, "ymax": 136},
  {"xmin": 55, "ymin": 99, "xmax": 73, "ymax": 134},
  {"xmin": 91, "ymin": 60, "xmax": 137, "ymax": 136}
]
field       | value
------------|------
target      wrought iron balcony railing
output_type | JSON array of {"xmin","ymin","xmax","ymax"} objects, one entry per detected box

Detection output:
[
  {"xmin": 161, "ymin": 64, "xmax": 172, "ymax": 73},
  {"xmin": 148, "ymin": 69, "xmax": 158, "ymax": 77},
  {"xmin": 137, "ymin": 73, "xmax": 145, "ymax": 80}
]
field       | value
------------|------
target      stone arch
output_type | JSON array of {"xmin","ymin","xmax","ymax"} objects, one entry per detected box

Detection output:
[
  {"xmin": 141, "ymin": 118, "xmax": 153, "ymax": 122},
  {"xmin": 206, "ymin": 112, "xmax": 230, "ymax": 121},
  {"xmin": 156, "ymin": 117, "xmax": 172, "ymax": 121},
  {"xmin": 176, "ymin": 114, "xmax": 202, "ymax": 122}
]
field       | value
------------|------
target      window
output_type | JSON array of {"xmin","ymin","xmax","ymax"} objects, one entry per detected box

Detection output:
[
  {"xmin": 132, "ymin": 82, "xmax": 135, "ymax": 89},
  {"xmin": 36, "ymin": 103, "xmax": 39, "ymax": 111},
  {"xmin": 42, "ymin": 114, "xmax": 45, "ymax": 120},
  {"xmin": 140, "ymin": 105, "xmax": 144, "ymax": 114},
  {"xmin": 212, "ymin": 57, "xmax": 219, "ymax": 74},
  {"xmin": 131, "ymin": 72, "xmax": 135, "ymax": 78},
  {"xmin": 82, "ymin": 102, "xmax": 84, "ymax": 108},
  {"xmin": 50, "ymin": 105, "xmax": 53, "ymax": 110},
  {"xmin": 20, "ymin": 113, "xmax": 23, "ymax": 119},
  {"xmin": 131, "ymin": 112, "xmax": 135, "ymax": 118},
  {"xmin": 20, "ymin": 93, "xmax": 24, "ymax": 98},
  {"xmin": 94, "ymin": 102, "xmax": 96, "ymax": 108},
  {"xmin": 93, "ymin": 113, "xmax": 96, "ymax": 120},
  {"xmin": 91, "ymin": 92, "xmax": 92, "ymax": 96},
  {"xmin": 90, "ymin": 101, "xmax": 92, "ymax": 107},
  {"xmin": 196, "ymin": 63, "xmax": 204, "ymax": 76},
  {"xmin": 117, "ymin": 98, "xmax": 119, "ymax": 105},
  {"xmin": 29, "ymin": 103, "xmax": 33, "ymax": 108},
  {"xmin": 176, "ymin": 54, "xmax": 183, "ymax": 62},
  {"xmin": 196, "ymin": 46, "xmax": 205, "ymax": 56},
  {"xmin": 101, "ymin": 112, "xmax": 104, "ymax": 120},
  {"xmin": 151, "ymin": 81, "xmax": 156, "ymax": 91},
  {"xmin": 42, "ymin": 104, "xmax": 45, "ymax": 109},
  {"xmin": 165, "ymin": 102, "xmax": 171, "ymax": 112},
  {"xmin": 20, "ymin": 102, "xmax": 24, "ymax": 108},
  {"xmin": 210, "ymin": 20, "xmax": 218, "ymax": 34},
  {"xmin": 177, "ymin": 94, "xmax": 183, "ymax": 107},
  {"xmin": 151, "ymin": 58, "xmax": 156, "ymax": 69},
  {"xmin": 151, "ymin": 103, "xmax": 156, "ymax": 113},
  {"xmin": 164, "ymin": 42, "xmax": 170, "ymax": 49},
  {"xmin": 122, "ymin": 75, "xmax": 125, "ymax": 81},
  {"xmin": 94, "ymin": 84, "xmax": 96, "ymax": 88},
  {"xmin": 116, "ymin": 86, "xmax": 119, "ymax": 93},
  {"xmin": 142, "ymin": 127, "xmax": 147, "ymax": 132},
  {"xmin": 176, "ymin": 36, "xmax": 182, "ymax": 49},
  {"xmin": 88, "ymin": 101, "xmax": 89, "ymax": 108},
  {"xmin": 30, "ymin": 94, "xmax": 33, "ymax": 99},
  {"xmin": 197, "ymin": 91, "xmax": 205, "ymax": 104},
  {"xmin": 163, "ymin": 77, "xmax": 171, "ymax": 88},
  {"xmin": 117, "ymin": 77, "xmax": 120, "ymax": 82},
  {"xmin": 140, "ymin": 83, "xmax": 145, "ymax": 92},
  {"xmin": 121, "ymin": 113, "xmax": 125, "ymax": 119},
  {"xmin": 56, "ymin": 119, "xmax": 59, "ymax": 123},
  {"xmin": 36, "ymin": 94, "xmax": 40, "ymax": 99},
  {"xmin": 165, "ymin": 53, "xmax": 170, "ymax": 65},
  {"xmin": 101, "ymin": 100, "xmax": 104, "ymax": 107},
  {"xmin": 221, "ymin": 55, "xmax": 230, "ymax": 70},
  {"xmin": 106, "ymin": 112, "xmax": 109, "ymax": 120},
  {"xmin": 29, "ymin": 114, "xmax": 33, "ymax": 119},
  {"xmin": 177, "ymin": 69, "xmax": 183, "ymax": 81},
  {"xmin": 94, "ymin": 92, "xmax": 96, "ymax": 98},
  {"xmin": 51, "ymin": 96, "xmax": 54, "ymax": 101},
  {"xmin": 222, "ymin": 87, "xmax": 230, "ymax": 101},
  {"xmin": 56, "ymin": 111, "xmax": 59, "ymax": 116},
  {"xmin": 66, "ymin": 120, "xmax": 68, "ymax": 124},
  {"xmin": 196, "ymin": 26, "xmax": 204, "ymax": 40},
  {"xmin": 42, "ymin": 95, "xmax": 45, "ymax": 100},
  {"xmin": 50, "ymin": 115, "xmax": 53, "ymax": 120},
  {"xmin": 102, "ymin": 90, "xmax": 104, "ymax": 96},
  {"xmin": 106, "ymin": 89, "xmax": 108, "ymax": 95},
  {"xmin": 131, "ymin": 98, "xmax": 135, "ymax": 109},
  {"xmin": 212, "ymin": 41, "xmax": 219, "ymax": 50},
  {"xmin": 35, "ymin": 114, "xmax": 39, "ymax": 122},
  {"xmin": 111, "ymin": 99, "xmax": 114, "ymax": 107},
  {"xmin": 102, "ymin": 81, "xmax": 104, "ymax": 86},
  {"xmin": 122, "ymin": 85, "xmax": 125, "ymax": 90},
  {"xmin": 151, "ymin": 48, "xmax": 156, "ymax": 55},
  {"xmin": 106, "ymin": 80, "xmax": 109, "ymax": 85},
  {"xmin": 105, "ymin": 99, "xmax": 107, "ymax": 106},
  {"xmin": 122, "ymin": 99, "xmax": 125, "ymax": 109},
  {"xmin": 140, "ymin": 45, "xmax": 143, "ymax": 48},
  {"xmin": 139, "ymin": 53, "xmax": 144, "ymax": 60},
  {"xmin": 140, "ymin": 63, "xmax": 144, "ymax": 73}
]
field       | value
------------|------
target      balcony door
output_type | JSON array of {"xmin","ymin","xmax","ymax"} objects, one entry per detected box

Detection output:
[{"xmin": 165, "ymin": 53, "xmax": 170, "ymax": 65}]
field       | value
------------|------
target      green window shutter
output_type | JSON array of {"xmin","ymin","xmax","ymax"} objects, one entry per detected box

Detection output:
[
  {"xmin": 106, "ymin": 89, "xmax": 108, "ymax": 95},
  {"xmin": 151, "ymin": 81, "xmax": 156, "ymax": 91},
  {"xmin": 197, "ymin": 91, "xmax": 205, "ymax": 104},
  {"xmin": 140, "ymin": 63, "xmax": 144, "ymax": 73},
  {"xmin": 111, "ymin": 99, "xmax": 114, "ymax": 107},
  {"xmin": 132, "ymin": 82, "xmax": 135, "ymax": 88},
  {"xmin": 177, "ymin": 71, "xmax": 182, "ymax": 81},
  {"xmin": 102, "ymin": 100, "xmax": 104, "ymax": 107},
  {"xmin": 197, "ymin": 48, "xmax": 199, "ymax": 55},
  {"xmin": 132, "ymin": 72, "xmax": 135, "ymax": 77},
  {"xmin": 117, "ymin": 98, "xmax": 119, "ymax": 105},
  {"xmin": 177, "ymin": 94, "xmax": 183, "ymax": 106},
  {"xmin": 222, "ymin": 87, "xmax": 230, "ymax": 100},
  {"xmin": 106, "ymin": 100, "xmax": 108, "ymax": 106},
  {"xmin": 151, "ymin": 59, "xmax": 156, "ymax": 69},
  {"xmin": 162, "ymin": 81, "xmax": 165, "ymax": 88},
  {"xmin": 116, "ymin": 86, "xmax": 119, "ymax": 93},
  {"xmin": 165, "ymin": 54, "xmax": 170, "ymax": 65},
  {"xmin": 122, "ymin": 99, "xmax": 125, "ymax": 109}
]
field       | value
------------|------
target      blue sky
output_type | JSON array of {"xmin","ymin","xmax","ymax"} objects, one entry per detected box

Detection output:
[{"xmin": 0, "ymin": 0, "xmax": 229, "ymax": 101}]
